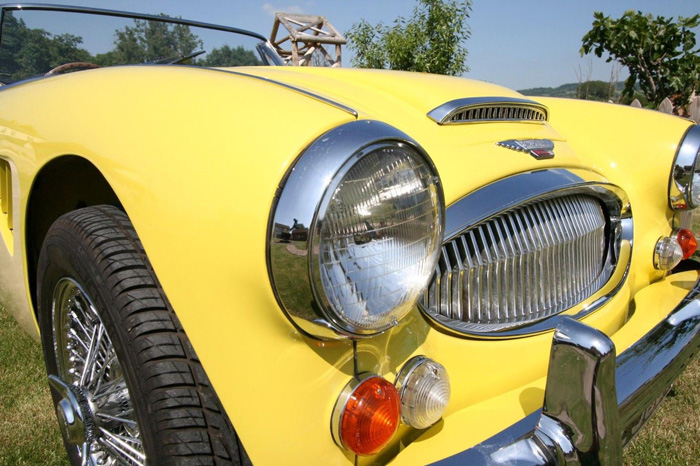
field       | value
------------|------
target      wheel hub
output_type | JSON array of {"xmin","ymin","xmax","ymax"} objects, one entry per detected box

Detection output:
[{"xmin": 49, "ymin": 375, "xmax": 96, "ymax": 445}]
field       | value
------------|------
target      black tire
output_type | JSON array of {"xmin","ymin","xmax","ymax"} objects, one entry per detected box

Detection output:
[{"xmin": 37, "ymin": 205, "xmax": 251, "ymax": 465}]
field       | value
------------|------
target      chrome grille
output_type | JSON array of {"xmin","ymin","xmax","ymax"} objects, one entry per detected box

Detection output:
[
  {"xmin": 449, "ymin": 105, "xmax": 547, "ymax": 123},
  {"xmin": 423, "ymin": 194, "xmax": 609, "ymax": 332}
]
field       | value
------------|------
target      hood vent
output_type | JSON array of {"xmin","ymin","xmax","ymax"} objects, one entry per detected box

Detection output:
[{"xmin": 427, "ymin": 97, "xmax": 548, "ymax": 125}]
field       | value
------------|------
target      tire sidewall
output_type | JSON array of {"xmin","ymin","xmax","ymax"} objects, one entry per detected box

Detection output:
[{"xmin": 37, "ymin": 217, "xmax": 159, "ymax": 463}]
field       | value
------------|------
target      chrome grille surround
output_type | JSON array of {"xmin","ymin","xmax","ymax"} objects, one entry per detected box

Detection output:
[
  {"xmin": 420, "ymin": 169, "xmax": 633, "ymax": 337},
  {"xmin": 427, "ymin": 97, "xmax": 548, "ymax": 125}
]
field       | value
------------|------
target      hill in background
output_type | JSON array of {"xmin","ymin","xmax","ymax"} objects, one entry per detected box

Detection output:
[{"xmin": 518, "ymin": 81, "xmax": 630, "ymax": 103}]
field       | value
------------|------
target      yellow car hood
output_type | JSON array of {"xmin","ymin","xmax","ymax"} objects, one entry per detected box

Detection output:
[
  {"xmin": 236, "ymin": 66, "xmax": 523, "ymax": 120},
  {"xmin": 234, "ymin": 66, "xmax": 573, "ymax": 205}
]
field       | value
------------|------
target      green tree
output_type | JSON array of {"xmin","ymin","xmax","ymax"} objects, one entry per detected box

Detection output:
[
  {"xmin": 200, "ymin": 45, "xmax": 261, "ymax": 67},
  {"xmin": 581, "ymin": 11, "xmax": 700, "ymax": 108},
  {"xmin": 580, "ymin": 80, "xmax": 610, "ymax": 101},
  {"xmin": 346, "ymin": 0, "xmax": 471, "ymax": 76},
  {"xmin": 0, "ymin": 11, "xmax": 92, "ymax": 81},
  {"xmin": 96, "ymin": 16, "xmax": 203, "ymax": 66}
]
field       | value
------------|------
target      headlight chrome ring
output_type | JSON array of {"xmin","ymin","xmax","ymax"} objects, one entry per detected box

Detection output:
[
  {"xmin": 669, "ymin": 125, "xmax": 700, "ymax": 211},
  {"xmin": 268, "ymin": 120, "xmax": 444, "ymax": 339}
]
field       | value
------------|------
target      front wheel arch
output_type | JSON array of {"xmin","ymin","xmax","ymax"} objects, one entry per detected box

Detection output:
[{"xmin": 26, "ymin": 155, "xmax": 121, "ymax": 319}]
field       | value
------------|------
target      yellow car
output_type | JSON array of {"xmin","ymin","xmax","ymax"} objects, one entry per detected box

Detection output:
[{"xmin": 1, "ymin": 4, "xmax": 699, "ymax": 465}]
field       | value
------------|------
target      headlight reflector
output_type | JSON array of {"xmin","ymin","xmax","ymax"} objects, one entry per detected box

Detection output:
[{"xmin": 314, "ymin": 144, "xmax": 443, "ymax": 334}]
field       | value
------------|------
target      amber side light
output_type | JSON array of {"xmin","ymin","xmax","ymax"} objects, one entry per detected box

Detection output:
[
  {"xmin": 677, "ymin": 229, "xmax": 698, "ymax": 260},
  {"xmin": 338, "ymin": 376, "xmax": 400, "ymax": 456}
]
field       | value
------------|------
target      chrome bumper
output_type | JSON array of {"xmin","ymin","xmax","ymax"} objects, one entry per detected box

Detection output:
[{"xmin": 434, "ymin": 274, "xmax": 700, "ymax": 465}]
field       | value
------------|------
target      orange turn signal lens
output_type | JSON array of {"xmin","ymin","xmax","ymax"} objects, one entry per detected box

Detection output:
[
  {"xmin": 333, "ymin": 375, "xmax": 400, "ymax": 456},
  {"xmin": 677, "ymin": 229, "xmax": 698, "ymax": 260}
]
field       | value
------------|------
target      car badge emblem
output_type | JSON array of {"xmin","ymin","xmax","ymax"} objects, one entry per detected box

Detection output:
[{"xmin": 496, "ymin": 139, "xmax": 555, "ymax": 159}]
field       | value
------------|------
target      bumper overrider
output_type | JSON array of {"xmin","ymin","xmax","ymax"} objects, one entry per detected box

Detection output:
[{"xmin": 434, "ymin": 272, "xmax": 700, "ymax": 465}]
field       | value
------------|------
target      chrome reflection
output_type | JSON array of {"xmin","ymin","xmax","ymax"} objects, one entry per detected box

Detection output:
[
  {"xmin": 431, "ymin": 274, "xmax": 700, "ymax": 465},
  {"xmin": 420, "ymin": 169, "xmax": 633, "ymax": 337},
  {"xmin": 669, "ymin": 125, "xmax": 700, "ymax": 210},
  {"xmin": 427, "ymin": 97, "xmax": 548, "ymax": 125},
  {"xmin": 268, "ymin": 120, "xmax": 444, "ymax": 339}
]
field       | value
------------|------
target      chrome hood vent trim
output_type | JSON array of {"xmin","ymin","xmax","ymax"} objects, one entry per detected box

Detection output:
[
  {"xmin": 420, "ymin": 169, "xmax": 633, "ymax": 338},
  {"xmin": 427, "ymin": 97, "xmax": 548, "ymax": 125}
]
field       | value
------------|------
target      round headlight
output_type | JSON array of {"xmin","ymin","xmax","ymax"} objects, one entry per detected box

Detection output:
[
  {"xmin": 313, "ymin": 143, "xmax": 442, "ymax": 334},
  {"xmin": 269, "ymin": 121, "xmax": 444, "ymax": 339},
  {"xmin": 670, "ymin": 125, "xmax": 700, "ymax": 210}
]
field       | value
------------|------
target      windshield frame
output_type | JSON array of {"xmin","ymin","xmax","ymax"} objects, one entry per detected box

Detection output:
[{"xmin": 0, "ymin": 2, "xmax": 285, "ymax": 72}]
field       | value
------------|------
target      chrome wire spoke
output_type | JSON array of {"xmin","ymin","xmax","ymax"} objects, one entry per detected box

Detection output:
[
  {"xmin": 69, "ymin": 349, "xmax": 86, "ymax": 365},
  {"xmin": 98, "ymin": 427, "xmax": 146, "ymax": 465},
  {"xmin": 92, "ymin": 354, "xmax": 118, "ymax": 394},
  {"xmin": 69, "ymin": 326, "xmax": 90, "ymax": 353},
  {"xmin": 80, "ymin": 442, "xmax": 97, "ymax": 466},
  {"xmin": 92, "ymin": 377, "xmax": 127, "ymax": 400},
  {"xmin": 95, "ymin": 412, "xmax": 138, "ymax": 427},
  {"xmin": 70, "ymin": 309, "xmax": 92, "ymax": 341},
  {"xmin": 79, "ymin": 324, "xmax": 102, "ymax": 386},
  {"xmin": 81, "ymin": 443, "xmax": 88, "ymax": 466},
  {"xmin": 87, "ymin": 331, "xmax": 117, "ymax": 392}
]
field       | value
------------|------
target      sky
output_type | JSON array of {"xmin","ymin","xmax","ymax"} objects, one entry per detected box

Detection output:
[{"xmin": 14, "ymin": 1, "xmax": 700, "ymax": 90}]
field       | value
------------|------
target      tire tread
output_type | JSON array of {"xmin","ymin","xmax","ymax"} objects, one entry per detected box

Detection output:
[{"xmin": 39, "ymin": 206, "xmax": 250, "ymax": 465}]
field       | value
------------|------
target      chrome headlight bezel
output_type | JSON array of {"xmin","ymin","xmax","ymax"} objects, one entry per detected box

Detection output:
[
  {"xmin": 669, "ymin": 125, "xmax": 700, "ymax": 211},
  {"xmin": 268, "ymin": 120, "xmax": 445, "ymax": 339}
]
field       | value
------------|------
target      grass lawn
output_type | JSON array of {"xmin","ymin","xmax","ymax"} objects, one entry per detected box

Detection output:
[
  {"xmin": 0, "ymin": 302, "xmax": 698, "ymax": 464},
  {"xmin": 0, "ymin": 305, "xmax": 68, "ymax": 465}
]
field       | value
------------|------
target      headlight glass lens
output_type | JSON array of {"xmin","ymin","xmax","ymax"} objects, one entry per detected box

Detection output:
[{"xmin": 316, "ymin": 144, "xmax": 442, "ymax": 334}]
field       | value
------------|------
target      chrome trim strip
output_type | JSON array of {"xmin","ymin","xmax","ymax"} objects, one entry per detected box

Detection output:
[
  {"xmin": 427, "ymin": 97, "xmax": 548, "ymax": 125},
  {"xmin": 420, "ymin": 169, "xmax": 633, "ymax": 338},
  {"xmin": 669, "ymin": 125, "xmax": 700, "ymax": 210},
  {"xmin": 430, "ymin": 273, "xmax": 700, "ymax": 465},
  {"xmin": 444, "ymin": 169, "xmax": 603, "ymax": 242},
  {"xmin": 207, "ymin": 68, "xmax": 358, "ymax": 117},
  {"xmin": 267, "ymin": 120, "xmax": 441, "ymax": 339}
]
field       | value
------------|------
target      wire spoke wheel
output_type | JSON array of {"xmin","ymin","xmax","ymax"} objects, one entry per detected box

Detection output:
[
  {"xmin": 52, "ymin": 278, "xmax": 145, "ymax": 466},
  {"xmin": 38, "ymin": 206, "xmax": 250, "ymax": 465}
]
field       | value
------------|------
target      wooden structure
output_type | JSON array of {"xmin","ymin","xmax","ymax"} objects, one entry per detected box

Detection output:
[
  {"xmin": 654, "ymin": 93, "xmax": 700, "ymax": 123},
  {"xmin": 690, "ymin": 94, "xmax": 700, "ymax": 124},
  {"xmin": 270, "ymin": 13, "xmax": 346, "ymax": 67}
]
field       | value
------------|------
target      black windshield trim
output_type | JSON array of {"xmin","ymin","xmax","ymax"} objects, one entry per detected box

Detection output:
[{"xmin": 0, "ymin": 3, "xmax": 269, "ymax": 42}]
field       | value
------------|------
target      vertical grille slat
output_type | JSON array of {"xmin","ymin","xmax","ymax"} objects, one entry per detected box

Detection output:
[
  {"xmin": 447, "ymin": 104, "xmax": 548, "ymax": 124},
  {"xmin": 424, "ymin": 194, "xmax": 609, "ymax": 332}
]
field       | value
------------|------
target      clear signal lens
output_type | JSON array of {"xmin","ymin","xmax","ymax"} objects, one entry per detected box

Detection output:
[
  {"xmin": 654, "ymin": 236, "xmax": 684, "ymax": 270},
  {"xmin": 395, "ymin": 356, "xmax": 450, "ymax": 429}
]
